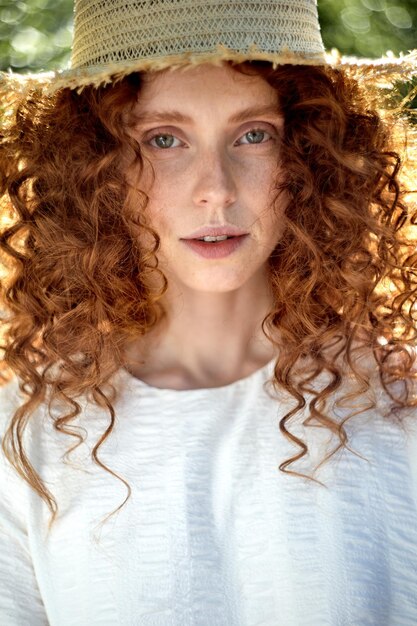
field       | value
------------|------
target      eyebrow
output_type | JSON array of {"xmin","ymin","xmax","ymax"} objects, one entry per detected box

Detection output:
[{"xmin": 134, "ymin": 104, "xmax": 282, "ymax": 126}]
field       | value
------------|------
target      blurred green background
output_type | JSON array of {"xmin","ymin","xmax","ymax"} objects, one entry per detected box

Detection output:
[{"xmin": 0, "ymin": 0, "xmax": 416, "ymax": 73}]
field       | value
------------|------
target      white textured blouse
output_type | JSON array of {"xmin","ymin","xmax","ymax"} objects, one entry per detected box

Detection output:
[{"xmin": 1, "ymin": 357, "xmax": 417, "ymax": 626}]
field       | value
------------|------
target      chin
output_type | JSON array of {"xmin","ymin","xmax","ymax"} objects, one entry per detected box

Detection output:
[{"xmin": 181, "ymin": 273, "xmax": 250, "ymax": 293}]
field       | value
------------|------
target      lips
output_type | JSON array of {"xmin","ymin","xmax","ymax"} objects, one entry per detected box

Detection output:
[
  {"xmin": 181, "ymin": 234, "xmax": 249, "ymax": 258},
  {"xmin": 182, "ymin": 225, "xmax": 249, "ymax": 240}
]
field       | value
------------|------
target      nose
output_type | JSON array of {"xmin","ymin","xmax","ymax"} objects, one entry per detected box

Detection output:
[{"xmin": 191, "ymin": 148, "xmax": 237, "ymax": 209}]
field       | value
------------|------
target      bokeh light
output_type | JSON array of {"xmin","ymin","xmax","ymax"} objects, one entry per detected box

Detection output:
[
  {"xmin": 385, "ymin": 6, "xmax": 412, "ymax": 29},
  {"xmin": 319, "ymin": 0, "xmax": 416, "ymax": 59},
  {"xmin": 0, "ymin": 0, "xmax": 73, "ymax": 73}
]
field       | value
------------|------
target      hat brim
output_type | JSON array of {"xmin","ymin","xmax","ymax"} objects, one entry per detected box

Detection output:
[{"xmin": 1, "ymin": 44, "xmax": 416, "ymax": 95}]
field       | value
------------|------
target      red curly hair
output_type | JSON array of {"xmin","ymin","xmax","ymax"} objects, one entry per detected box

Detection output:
[{"xmin": 0, "ymin": 61, "xmax": 416, "ymax": 533}]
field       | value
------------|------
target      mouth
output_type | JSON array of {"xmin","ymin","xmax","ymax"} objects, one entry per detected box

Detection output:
[
  {"xmin": 181, "ymin": 234, "xmax": 249, "ymax": 259},
  {"xmin": 181, "ymin": 226, "xmax": 249, "ymax": 241},
  {"xmin": 192, "ymin": 235, "xmax": 236, "ymax": 243}
]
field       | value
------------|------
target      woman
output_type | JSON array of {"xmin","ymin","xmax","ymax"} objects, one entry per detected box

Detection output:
[{"xmin": 0, "ymin": 1, "xmax": 417, "ymax": 624}]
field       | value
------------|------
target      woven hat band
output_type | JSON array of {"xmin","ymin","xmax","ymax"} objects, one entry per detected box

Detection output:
[{"xmin": 71, "ymin": 0, "xmax": 326, "ymax": 70}]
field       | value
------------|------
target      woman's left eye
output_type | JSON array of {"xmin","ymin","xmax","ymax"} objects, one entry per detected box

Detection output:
[
  {"xmin": 237, "ymin": 129, "xmax": 273, "ymax": 145},
  {"xmin": 147, "ymin": 134, "xmax": 182, "ymax": 149}
]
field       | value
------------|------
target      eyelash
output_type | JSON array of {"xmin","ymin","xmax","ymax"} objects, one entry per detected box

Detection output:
[{"xmin": 144, "ymin": 127, "xmax": 275, "ymax": 149}]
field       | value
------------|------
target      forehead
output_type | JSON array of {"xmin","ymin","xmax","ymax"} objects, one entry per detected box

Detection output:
[{"xmin": 135, "ymin": 63, "xmax": 279, "ymax": 111}]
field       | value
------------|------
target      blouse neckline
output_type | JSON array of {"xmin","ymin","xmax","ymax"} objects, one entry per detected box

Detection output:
[{"xmin": 117, "ymin": 355, "xmax": 277, "ymax": 396}]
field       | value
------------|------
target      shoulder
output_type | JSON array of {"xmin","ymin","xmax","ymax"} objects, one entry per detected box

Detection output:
[
  {"xmin": 360, "ymin": 350, "xmax": 417, "ymax": 508},
  {"xmin": 404, "ymin": 418, "xmax": 417, "ymax": 491},
  {"xmin": 0, "ymin": 377, "xmax": 32, "ymax": 521},
  {"xmin": 0, "ymin": 375, "xmax": 24, "ymax": 434}
]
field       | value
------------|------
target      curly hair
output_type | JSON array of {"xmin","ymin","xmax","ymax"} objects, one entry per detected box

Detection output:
[{"xmin": 0, "ymin": 61, "xmax": 416, "ymax": 534}]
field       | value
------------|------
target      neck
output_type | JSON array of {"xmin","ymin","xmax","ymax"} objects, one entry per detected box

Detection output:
[{"xmin": 123, "ymin": 270, "xmax": 277, "ymax": 388}]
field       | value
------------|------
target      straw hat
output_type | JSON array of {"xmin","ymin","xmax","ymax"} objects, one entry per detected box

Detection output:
[{"xmin": 1, "ymin": 0, "xmax": 416, "ymax": 96}]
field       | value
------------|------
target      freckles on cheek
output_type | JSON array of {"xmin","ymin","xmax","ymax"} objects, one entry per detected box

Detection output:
[
  {"xmin": 244, "ymin": 156, "xmax": 278, "ymax": 185},
  {"xmin": 152, "ymin": 155, "xmax": 189, "ymax": 177},
  {"xmin": 145, "ymin": 160, "xmax": 188, "ymax": 201}
]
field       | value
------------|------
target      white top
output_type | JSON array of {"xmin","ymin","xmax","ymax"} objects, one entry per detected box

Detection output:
[{"xmin": 1, "ymin": 357, "xmax": 417, "ymax": 625}]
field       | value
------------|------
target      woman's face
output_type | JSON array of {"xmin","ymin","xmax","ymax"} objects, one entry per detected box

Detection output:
[{"xmin": 129, "ymin": 62, "xmax": 287, "ymax": 293}]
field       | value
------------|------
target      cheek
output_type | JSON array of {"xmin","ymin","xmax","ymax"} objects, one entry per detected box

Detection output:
[
  {"xmin": 136, "ymin": 161, "xmax": 183, "ymax": 230},
  {"xmin": 247, "ymin": 164, "xmax": 285, "ymax": 218},
  {"xmin": 143, "ymin": 205, "xmax": 171, "ymax": 243},
  {"xmin": 242, "ymin": 154, "xmax": 280, "ymax": 191},
  {"xmin": 144, "ymin": 162, "xmax": 186, "ymax": 213},
  {"xmin": 256, "ymin": 176, "xmax": 288, "ymax": 245}
]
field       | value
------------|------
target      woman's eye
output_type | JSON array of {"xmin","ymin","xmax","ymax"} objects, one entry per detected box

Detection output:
[
  {"xmin": 147, "ymin": 134, "xmax": 181, "ymax": 149},
  {"xmin": 238, "ymin": 129, "xmax": 273, "ymax": 145}
]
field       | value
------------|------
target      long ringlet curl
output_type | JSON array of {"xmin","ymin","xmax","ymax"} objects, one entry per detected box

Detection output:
[{"xmin": 0, "ymin": 62, "xmax": 416, "ymax": 535}]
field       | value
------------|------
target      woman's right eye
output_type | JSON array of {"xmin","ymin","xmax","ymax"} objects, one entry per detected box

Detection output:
[{"xmin": 147, "ymin": 134, "xmax": 182, "ymax": 149}]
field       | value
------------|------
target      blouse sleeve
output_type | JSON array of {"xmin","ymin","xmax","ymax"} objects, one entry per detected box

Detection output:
[
  {"xmin": 404, "ymin": 420, "xmax": 417, "ymax": 511},
  {"xmin": 0, "ymin": 382, "xmax": 49, "ymax": 625}
]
